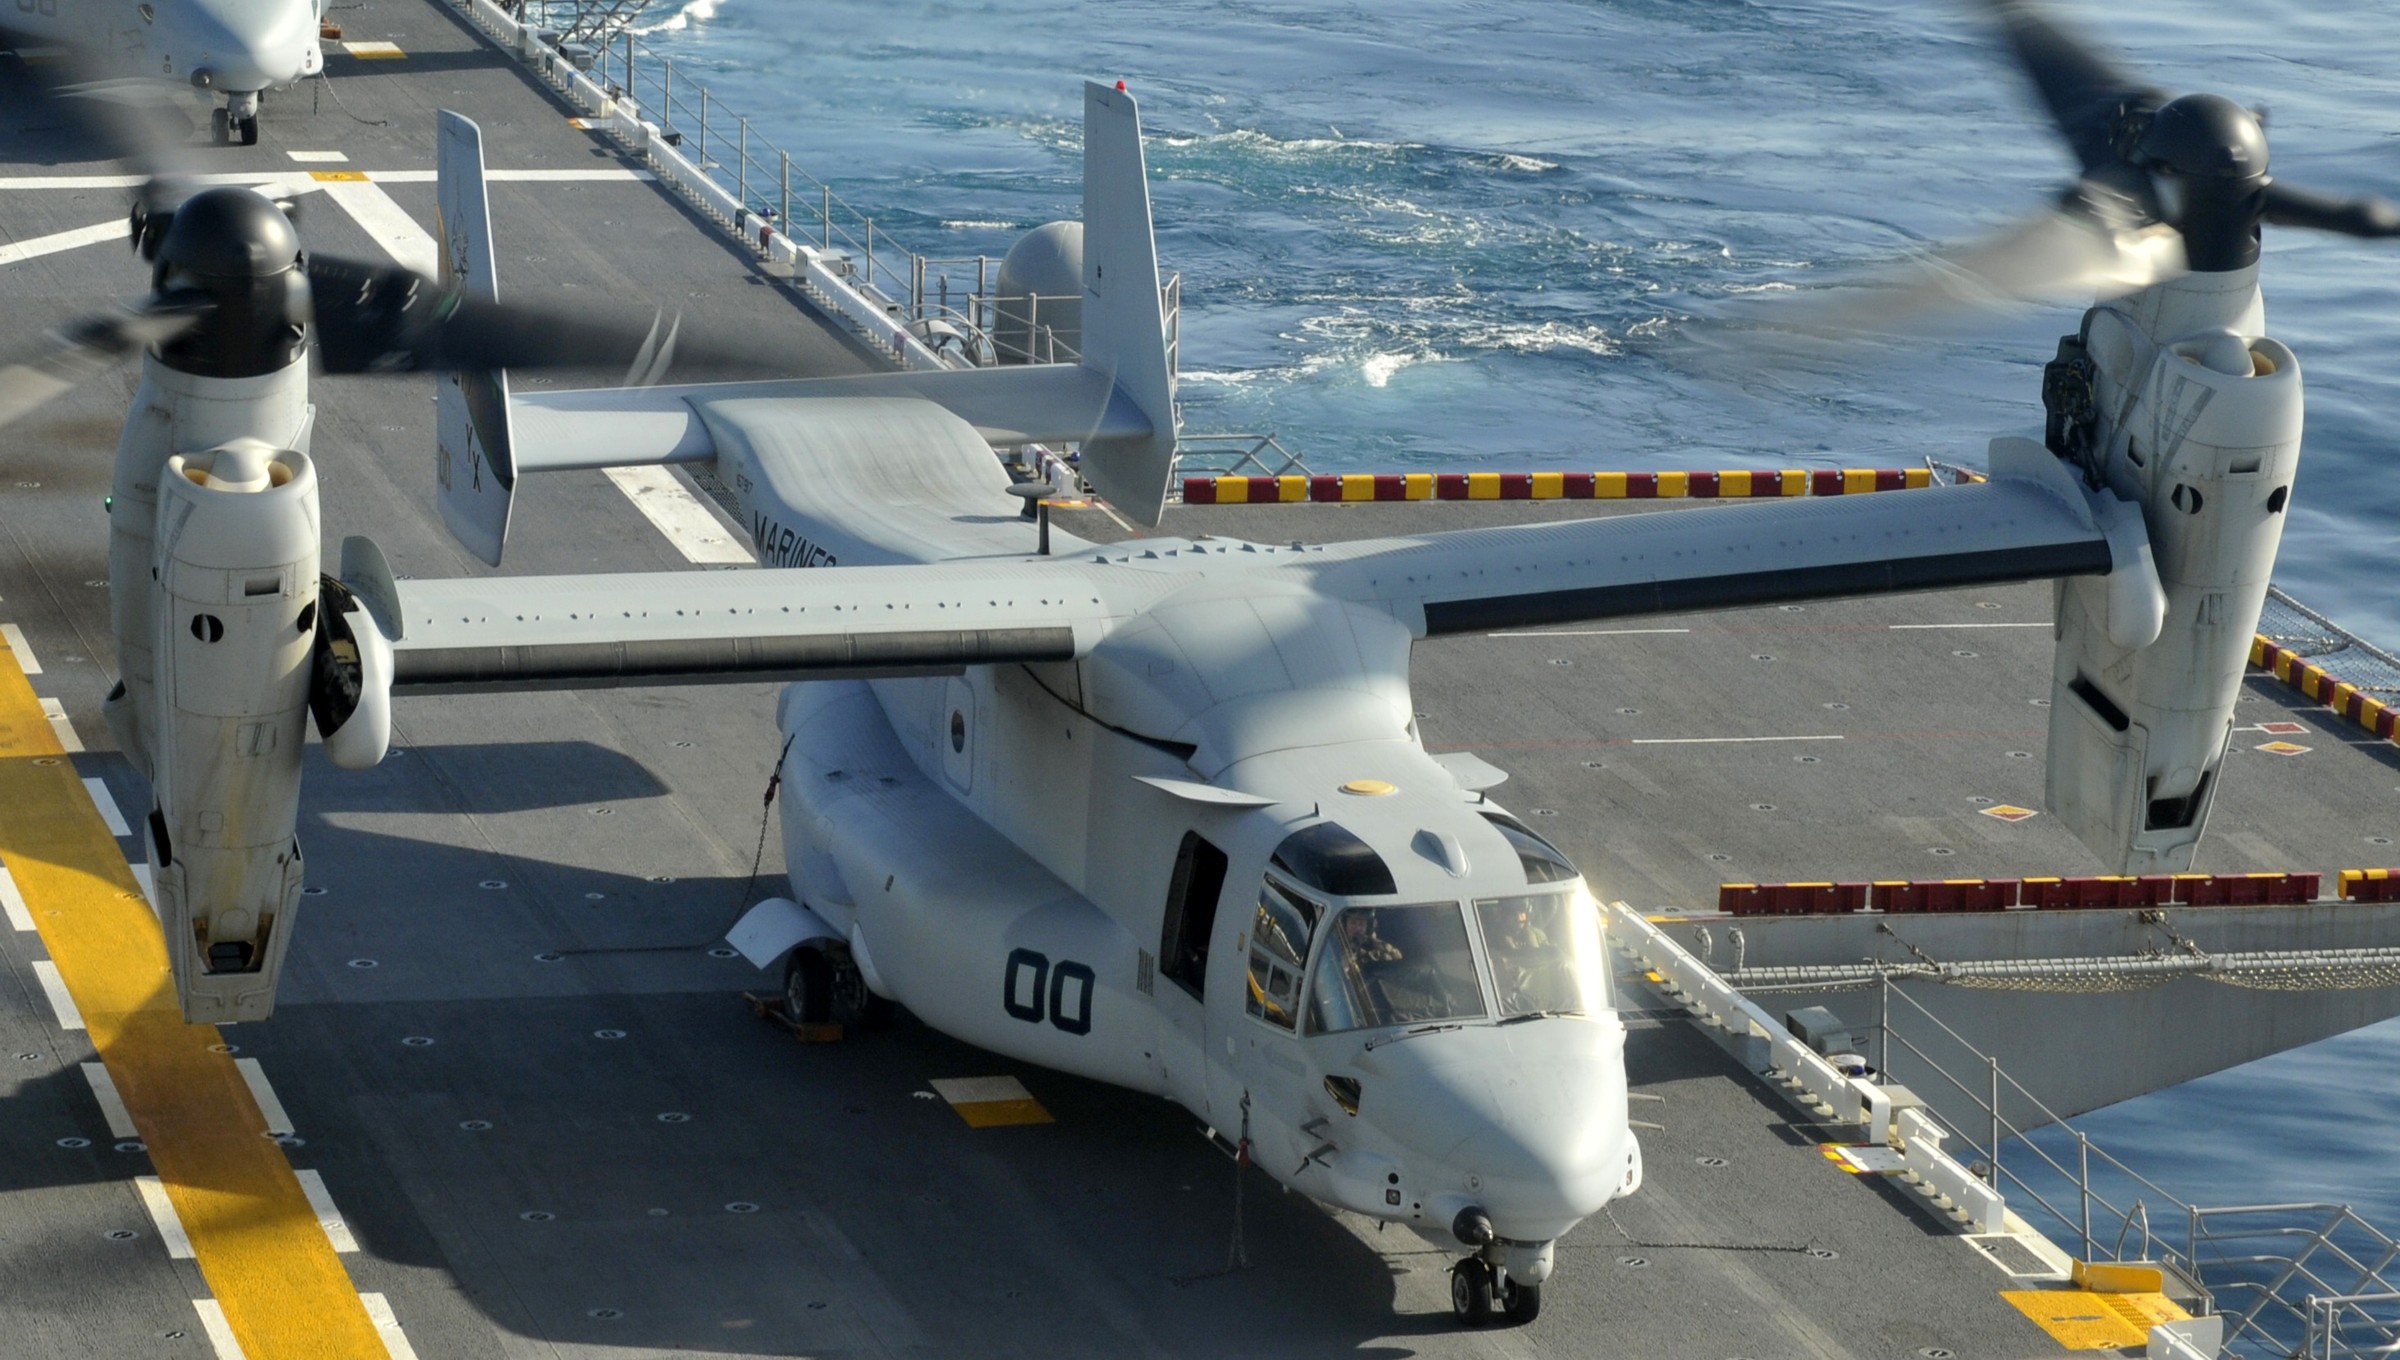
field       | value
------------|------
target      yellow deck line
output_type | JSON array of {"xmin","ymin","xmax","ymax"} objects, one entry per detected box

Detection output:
[{"xmin": 0, "ymin": 654, "xmax": 385, "ymax": 1357}]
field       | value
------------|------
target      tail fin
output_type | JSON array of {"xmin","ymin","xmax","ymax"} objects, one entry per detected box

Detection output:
[
  {"xmin": 434, "ymin": 109, "xmax": 517, "ymax": 566},
  {"xmin": 1078, "ymin": 81, "xmax": 1178, "ymax": 526}
]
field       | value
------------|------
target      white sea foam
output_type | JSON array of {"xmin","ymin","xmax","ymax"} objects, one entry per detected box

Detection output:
[
  {"xmin": 635, "ymin": 0, "xmax": 726, "ymax": 34},
  {"xmin": 1155, "ymin": 128, "xmax": 1420, "ymax": 158}
]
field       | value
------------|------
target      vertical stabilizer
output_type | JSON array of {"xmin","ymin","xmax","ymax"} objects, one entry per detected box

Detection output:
[
  {"xmin": 1079, "ymin": 81, "xmax": 1178, "ymax": 527},
  {"xmin": 434, "ymin": 109, "xmax": 517, "ymax": 566}
]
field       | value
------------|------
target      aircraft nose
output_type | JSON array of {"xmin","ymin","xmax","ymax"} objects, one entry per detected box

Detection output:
[
  {"xmin": 1361, "ymin": 1021, "xmax": 1630, "ymax": 1241},
  {"xmin": 169, "ymin": 0, "xmax": 317, "ymax": 90}
]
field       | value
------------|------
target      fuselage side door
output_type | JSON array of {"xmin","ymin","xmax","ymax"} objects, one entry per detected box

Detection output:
[{"xmin": 1155, "ymin": 829, "xmax": 1225, "ymax": 1114}]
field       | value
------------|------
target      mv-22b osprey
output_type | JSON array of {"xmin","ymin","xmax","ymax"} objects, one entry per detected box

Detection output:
[{"xmin": 9, "ymin": 0, "xmax": 2396, "ymax": 1326}]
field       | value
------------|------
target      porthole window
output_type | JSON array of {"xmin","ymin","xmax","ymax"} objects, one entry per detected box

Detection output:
[{"xmin": 191, "ymin": 614, "xmax": 224, "ymax": 643}]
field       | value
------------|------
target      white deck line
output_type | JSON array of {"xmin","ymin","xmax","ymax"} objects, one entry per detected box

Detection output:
[
  {"xmin": 602, "ymin": 466, "xmax": 759, "ymax": 565},
  {"xmin": 41, "ymin": 697, "xmax": 82, "ymax": 753},
  {"xmin": 295, "ymin": 1170, "xmax": 360, "ymax": 1253},
  {"xmin": 80, "ymin": 1061, "xmax": 138, "ymax": 1139},
  {"xmin": 32, "ymin": 960, "xmax": 84, "ymax": 1030},
  {"xmin": 136, "ymin": 1176, "xmax": 196, "ymax": 1258},
  {"xmin": 318, "ymin": 179, "xmax": 440, "ymax": 277},
  {"xmin": 0, "ymin": 216, "xmax": 128, "ymax": 265},
  {"xmin": 358, "ymin": 1293, "xmax": 420, "ymax": 1360},
  {"xmin": 1888, "ymin": 621, "xmax": 2052, "ymax": 629},
  {"xmin": 2, "ymin": 622, "xmax": 39, "ymax": 673},
  {"xmin": 285, "ymin": 150, "xmax": 350, "ymax": 163},
  {"xmin": 1490, "ymin": 628, "xmax": 1690, "ymax": 637},
  {"xmin": 1629, "ymin": 734, "xmax": 1845, "ymax": 745},
  {"xmin": 191, "ymin": 1299, "xmax": 247, "ymax": 1360},
  {"xmin": 0, "ymin": 864, "xmax": 32, "ymax": 931},
  {"xmin": 131, "ymin": 862, "xmax": 157, "ymax": 915},
  {"xmin": 81, "ymin": 777, "xmax": 130, "ymax": 836},
  {"xmin": 235, "ymin": 1058, "xmax": 295, "ymax": 1137},
  {"xmin": 0, "ymin": 167, "xmax": 657, "ymax": 189}
]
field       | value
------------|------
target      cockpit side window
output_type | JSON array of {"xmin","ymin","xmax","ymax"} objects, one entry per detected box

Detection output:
[
  {"xmin": 1480, "ymin": 811, "xmax": 1579, "ymax": 885},
  {"xmin": 1245, "ymin": 877, "xmax": 1321, "ymax": 1030},
  {"xmin": 1269, "ymin": 822, "xmax": 1397, "ymax": 898},
  {"xmin": 1160, "ymin": 831, "xmax": 1228, "ymax": 1000},
  {"xmin": 1305, "ymin": 903, "xmax": 1489, "ymax": 1035}
]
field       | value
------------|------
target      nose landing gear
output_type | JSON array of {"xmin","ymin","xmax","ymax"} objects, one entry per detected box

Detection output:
[
  {"xmin": 1448, "ymin": 1256, "xmax": 1541, "ymax": 1326},
  {"xmin": 212, "ymin": 94, "xmax": 262, "ymax": 146}
]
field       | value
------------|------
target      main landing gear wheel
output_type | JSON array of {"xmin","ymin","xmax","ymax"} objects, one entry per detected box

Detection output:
[
  {"xmin": 238, "ymin": 115, "xmax": 259, "ymax": 147},
  {"xmin": 782, "ymin": 947, "xmax": 832, "ymax": 1024},
  {"xmin": 1501, "ymin": 1277, "xmax": 1542, "ymax": 1324},
  {"xmin": 1449, "ymin": 1259, "xmax": 1495, "ymax": 1325},
  {"xmin": 783, "ymin": 945, "xmax": 893, "ymax": 1030},
  {"xmin": 825, "ymin": 950, "xmax": 893, "ymax": 1030},
  {"xmin": 211, "ymin": 108, "xmax": 230, "ymax": 143}
]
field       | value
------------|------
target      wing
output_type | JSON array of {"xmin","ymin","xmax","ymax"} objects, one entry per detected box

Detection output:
[
  {"xmin": 387, "ymin": 559, "xmax": 1160, "ymax": 693},
  {"xmin": 1304, "ymin": 443, "xmax": 2120, "ymax": 635}
]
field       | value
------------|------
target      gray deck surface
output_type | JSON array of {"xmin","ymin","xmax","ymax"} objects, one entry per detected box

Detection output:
[{"xmin": 3, "ymin": 2, "xmax": 2389, "ymax": 1356}]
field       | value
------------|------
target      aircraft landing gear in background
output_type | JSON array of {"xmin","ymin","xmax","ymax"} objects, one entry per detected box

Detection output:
[
  {"xmin": 1449, "ymin": 1257, "xmax": 1541, "ymax": 1326},
  {"xmin": 239, "ymin": 115, "xmax": 259, "ymax": 147}
]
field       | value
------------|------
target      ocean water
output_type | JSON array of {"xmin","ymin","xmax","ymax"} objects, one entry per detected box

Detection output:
[{"xmin": 625, "ymin": 0, "xmax": 2400, "ymax": 1237}]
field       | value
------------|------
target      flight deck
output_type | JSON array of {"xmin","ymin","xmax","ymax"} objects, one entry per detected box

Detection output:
[{"xmin": 0, "ymin": 2, "xmax": 2394, "ymax": 1357}]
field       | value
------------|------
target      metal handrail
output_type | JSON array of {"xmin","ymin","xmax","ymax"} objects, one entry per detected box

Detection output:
[
  {"xmin": 1862, "ymin": 973, "xmax": 2400, "ymax": 1357},
  {"xmin": 587, "ymin": 31, "xmax": 1183, "ymax": 380},
  {"xmin": 1171, "ymin": 433, "xmax": 1310, "ymax": 479}
]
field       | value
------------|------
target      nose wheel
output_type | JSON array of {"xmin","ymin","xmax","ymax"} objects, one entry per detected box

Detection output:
[
  {"xmin": 209, "ymin": 109, "xmax": 260, "ymax": 146},
  {"xmin": 1449, "ymin": 1258, "xmax": 1541, "ymax": 1326},
  {"xmin": 1448, "ymin": 1259, "xmax": 1494, "ymax": 1324}
]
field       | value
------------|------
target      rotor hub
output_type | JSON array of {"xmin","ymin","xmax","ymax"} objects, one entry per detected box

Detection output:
[
  {"xmin": 2135, "ymin": 95, "xmax": 2270, "ymax": 273},
  {"xmin": 2137, "ymin": 93, "xmax": 2268, "ymax": 181},
  {"xmin": 147, "ymin": 187, "xmax": 308, "ymax": 378}
]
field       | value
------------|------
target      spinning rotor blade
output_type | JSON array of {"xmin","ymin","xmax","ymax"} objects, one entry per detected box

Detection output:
[
  {"xmin": 305, "ymin": 254, "xmax": 742, "ymax": 380},
  {"xmin": 0, "ymin": 300, "xmax": 210, "ymax": 430},
  {"xmin": 1874, "ymin": 205, "xmax": 2183, "ymax": 317},
  {"xmin": 1987, "ymin": 0, "xmax": 2164, "ymax": 176},
  {"xmin": 2262, "ymin": 183, "xmax": 2400, "ymax": 239}
]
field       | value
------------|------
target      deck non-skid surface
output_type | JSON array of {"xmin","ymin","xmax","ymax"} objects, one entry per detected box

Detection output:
[{"xmin": 3, "ymin": 0, "xmax": 2388, "ymax": 1355}]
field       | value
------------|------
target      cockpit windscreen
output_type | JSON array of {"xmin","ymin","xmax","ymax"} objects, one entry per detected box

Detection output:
[
  {"xmin": 1474, "ymin": 892, "xmax": 1611, "ymax": 1018},
  {"xmin": 1306, "ymin": 903, "xmax": 1488, "ymax": 1034}
]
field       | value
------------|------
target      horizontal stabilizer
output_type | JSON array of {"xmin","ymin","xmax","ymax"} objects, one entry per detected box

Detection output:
[{"xmin": 507, "ymin": 365, "xmax": 1151, "ymax": 472}]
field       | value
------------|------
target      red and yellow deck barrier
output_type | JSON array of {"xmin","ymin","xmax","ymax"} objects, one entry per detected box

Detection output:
[
  {"xmin": 1183, "ymin": 467, "xmax": 1935, "ymax": 505},
  {"xmin": 1719, "ymin": 872, "xmax": 2323, "ymax": 916},
  {"xmin": 2251, "ymin": 636, "xmax": 2400, "ymax": 742}
]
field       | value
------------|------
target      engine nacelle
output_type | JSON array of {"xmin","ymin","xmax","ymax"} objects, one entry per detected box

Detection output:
[
  {"xmin": 147, "ymin": 439, "xmax": 319, "ymax": 1023},
  {"xmin": 2043, "ymin": 272, "xmax": 2303, "ymax": 872},
  {"xmin": 104, "ymin": 355, "xmax": 313, "ymax": 782}
]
